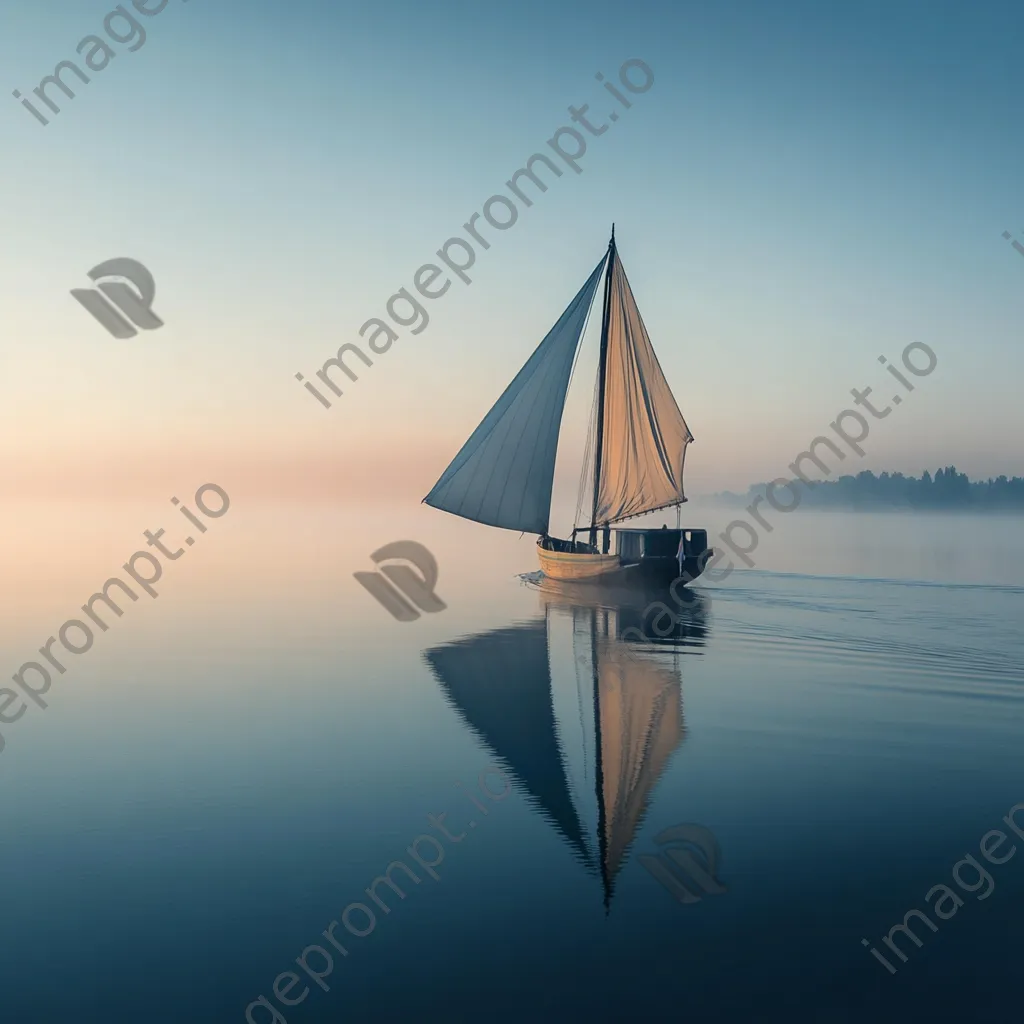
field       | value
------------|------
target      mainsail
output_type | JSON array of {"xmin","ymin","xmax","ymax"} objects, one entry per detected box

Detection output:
[
  {"xmin": 424, "ymin": 228, "xmax": 694, "ymax": 538},
  {"xmin": 590, "ymin": 251, "xmax": 694, "ymax": 525},
  {"xmin": 423, "ymin": 257, "xmax": 606, "ymax": 534}
]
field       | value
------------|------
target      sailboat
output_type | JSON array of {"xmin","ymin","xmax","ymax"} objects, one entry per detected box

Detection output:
[
  {"xmin": 424, "ymin": 584, "xmax": 707, "ymax": 908},
  {"xmin": 423, "ymin": 227, "xmax": 713, "ymax": 587}
]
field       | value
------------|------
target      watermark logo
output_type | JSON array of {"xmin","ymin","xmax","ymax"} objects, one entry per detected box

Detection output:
[
  {"xmin": 860, "ymin": 799, "xmax": 1024, "ymax": 976},
  {"xmin": 12, "ymin": 0, "xmax": 195, "ymax": 129},
  {"xmin": 354, "ymin": 541, "xmax": 447, "ymax": 622},
  {"xmin": 638, "ymin": 823, "xmax": 726, "ymax": 904},
  {"xmin": 294, "ymin": 57, "xmax": 656, "ymax": 411},
  {"xmin": 1002, "ymin": 228, "xmax": 1024, "ymax": 262},
  {"xmin": 2, "ymin": 482, "xmax": 230, "ymax": 757},
  {"xmin": 71, "ymin": 258, "xmax": 163, "ymax": 339},
  {"xmin": 244, "ymin": 765, "xmax": 510, "ymax": 1022}
]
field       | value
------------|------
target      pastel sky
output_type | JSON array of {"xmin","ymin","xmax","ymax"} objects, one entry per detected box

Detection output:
[{"xmin": 1, "ymin": 0, "xmax": 1022, "ymax": 506}]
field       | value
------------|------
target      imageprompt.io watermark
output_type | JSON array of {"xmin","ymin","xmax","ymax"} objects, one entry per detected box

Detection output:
[
  {"xmin": 354, "ymin": 541, "xmax": 446, "ymax": 622},
  {"xmin": 0, "ymin": 483, "xmax": 230, "ymax": 756},
  {"xmin": 294, "ymin": 57, "xmax": 656, "ymax": 411},
  {"xmin": 12, "ymin": 0, "xmax": 195, "ymax": 128},
  {"xmin": 244, "ymin": 765, "xmax": 512, "ymax": 1024},
  {"xmin": 638, "ymin": 823, "xmax": 727, "ymax": 905},
  {"xmin": 618, "ymin": 344, "xmax": 939, "ymax": 658},
  {"xmin": 860, "ymin": 799, "xmax": 1024, "ymax": 975},
  {"xmin": 71, "ymin": 258, "xmax": 163, "ymax": 338},
  {"xmin": 711, "ymin": 341, "xmax": 939, "ymax": 575}
]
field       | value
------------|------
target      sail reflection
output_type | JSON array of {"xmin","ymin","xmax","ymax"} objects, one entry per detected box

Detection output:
[{"xmin": 425, "ymin": 583, "xmax": 710, "ymax": 908}]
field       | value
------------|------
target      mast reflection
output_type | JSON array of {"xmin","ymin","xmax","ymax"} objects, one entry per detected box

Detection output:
[{"xmin": 425, "ymin": 581, "xmax": 710, "ymax": 908}]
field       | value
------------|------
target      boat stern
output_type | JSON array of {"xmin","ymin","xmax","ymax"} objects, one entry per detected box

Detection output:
[{"xmin": 537, "ymin": 536, "xmax": 622, "ymax": 581}]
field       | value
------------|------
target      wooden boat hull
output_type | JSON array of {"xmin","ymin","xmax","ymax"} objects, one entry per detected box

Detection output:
[{"xmin": 537, "ymin": 543, "xmax": 622, "ymax": 580}]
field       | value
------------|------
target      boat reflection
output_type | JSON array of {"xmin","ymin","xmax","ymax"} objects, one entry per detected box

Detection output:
[{"xmin": 424, "ymin": 581, "xmax": 710, "ymax": 909}]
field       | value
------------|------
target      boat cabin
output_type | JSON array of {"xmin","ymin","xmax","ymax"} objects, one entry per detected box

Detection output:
[
  {"xmin": 611, "ymin": 526, "xmax": 709, "ymax": 564},
  {"xmin": 553, "ymin": 525, "xmax": 707, "ymax": 558}
]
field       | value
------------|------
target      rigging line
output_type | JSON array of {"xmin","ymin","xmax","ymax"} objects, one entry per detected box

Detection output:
[
  {"xmin": 574, "ymin": 239, "xmax": 622, "ymax": 532},
  {"xmin": 536, "ymin": 259, "xmax": 602, "ymax": 536},
  {"xmin": 567, "ymin": 255, "xmax": 607, "ymax": 536},
  {"xmin": 604, "ymin": 495, "xmax": 687, "ymax": 526},
  {"xmin": 575, "ymin": 372, "xmax": 597, "ymax": 522},
  {"xmin": 574, "ymin": 365, "xmax": 601, "ymax": 532},
  {"xmin": 589, "ymin": 236, "xmax": 617, "ymax": 540}
]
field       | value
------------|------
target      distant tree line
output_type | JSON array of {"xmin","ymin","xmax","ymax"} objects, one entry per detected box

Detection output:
[{"xmin": 725, "ymin": 468, "xmax": 1024, "ymax": 511}]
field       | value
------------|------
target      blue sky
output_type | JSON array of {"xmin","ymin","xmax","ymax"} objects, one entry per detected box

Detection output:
[{"xmin": 1, "ymin": 0, "xmax": 1022, "ymax": 501}]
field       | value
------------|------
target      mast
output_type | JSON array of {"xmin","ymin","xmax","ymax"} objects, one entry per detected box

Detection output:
[
  {"xmin": 589, "ymin": 225, "xmax": 616, "ymax": 548},
  {"xmin": 589, "ymin": 605, "xmax": 612, "ymax": 913}
]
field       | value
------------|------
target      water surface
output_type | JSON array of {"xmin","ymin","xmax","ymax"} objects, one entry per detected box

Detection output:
[{"xmin": 0, "ymin": 503, "xmax": 1021, "ymax": 1023}]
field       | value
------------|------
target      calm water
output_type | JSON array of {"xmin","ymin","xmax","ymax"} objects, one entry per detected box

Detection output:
[{"xmin": 0, "ymin": 501, "xmax": 1022, "ymax": 1023}]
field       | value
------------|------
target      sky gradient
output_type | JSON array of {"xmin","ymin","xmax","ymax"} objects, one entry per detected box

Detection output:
[{"xmin": 2, "ymin": 0, "xmax": 1023, "ymax": 511}]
